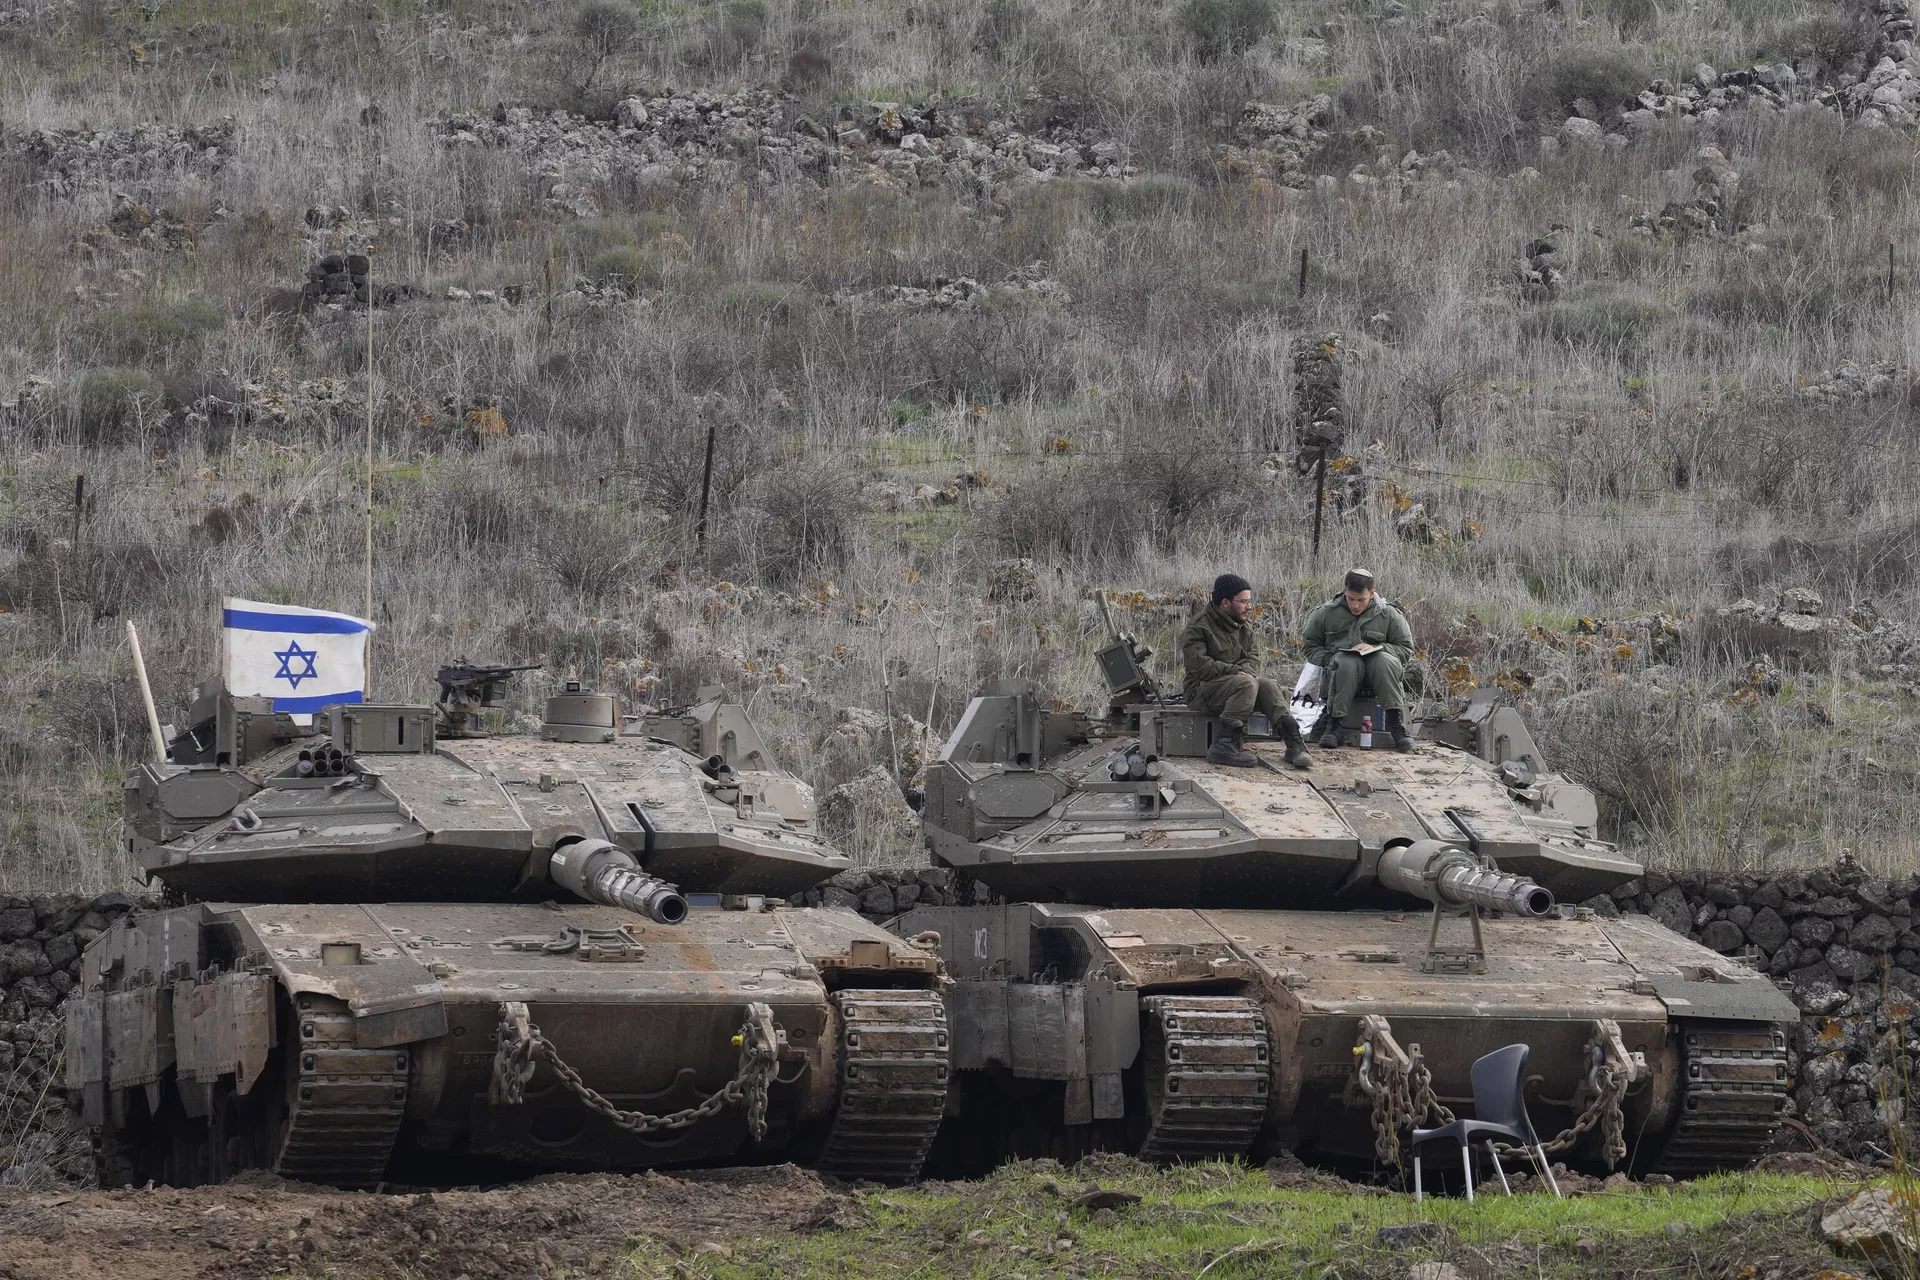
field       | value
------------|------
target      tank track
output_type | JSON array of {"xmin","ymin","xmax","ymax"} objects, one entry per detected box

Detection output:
[
  {"xmin": 818, "ymin": 989, "xmax": 950, "ymax": 1181},
  {"xmin": 1138, "ymin": 995, "xmax": 1270, "ymax": 1163},
  {"xmin": 1653, "ymin": 1019, "xmax": 1790, "ymax": 1176},
  {"xmin": 275, "ymin": 998, "xmax": 409, "ymax": 1187}
]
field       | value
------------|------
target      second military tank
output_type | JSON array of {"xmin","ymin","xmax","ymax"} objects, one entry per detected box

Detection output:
[
  {"xmin": 897, "ymin": 608, "xmax": 1797, "ymax": 1179},
  {"xmin": 70, "ymin": 663, "xmax": 951, "ymax": 1188}
]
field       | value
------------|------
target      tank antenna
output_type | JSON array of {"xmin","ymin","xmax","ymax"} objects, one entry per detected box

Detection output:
[
  {"xmin": 362, "ymin": 252, "xmax": 376, "ymax": 693},
  {"xmin": 126, "ymin": 620, "xmax": 166, "ymax": 763}
]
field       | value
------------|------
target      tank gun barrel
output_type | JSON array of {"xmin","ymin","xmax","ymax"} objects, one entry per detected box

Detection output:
[
  {"xmin": 550, "ymin": 838, "xmax": 689, "ymax": 924},
  {"xmin": 1377, "ymin": 840, "xmax": 1555, "ymax": 917}
]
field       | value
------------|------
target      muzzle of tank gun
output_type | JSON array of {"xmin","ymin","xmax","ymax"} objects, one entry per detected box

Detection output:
[
  {"xmin": 1376, "ymin": 839, "xmax": 1555, "ymax": 917},
  {"xmin": 549, "ymin": 837, "xmax": 689, "ymax": 925}
]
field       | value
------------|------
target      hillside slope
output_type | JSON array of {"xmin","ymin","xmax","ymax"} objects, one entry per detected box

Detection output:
[{"xmin": 4, "ymin": 0, "xmax": 1920, "ymax": 885}]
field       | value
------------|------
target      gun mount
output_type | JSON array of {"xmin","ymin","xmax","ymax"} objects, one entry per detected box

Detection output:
[{"xmin": 435, "ymin": 659, "xmax": 543, "ymax": 735}]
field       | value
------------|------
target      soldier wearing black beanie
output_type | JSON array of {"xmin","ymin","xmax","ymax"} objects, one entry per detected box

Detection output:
[
  {"xmin": 1177, "ymin": 574, "xmax": 1311, "ymax": 770},
  {"xmin": 1211, "ymin": 572, "xmax": 1252, "ymax": 606}
]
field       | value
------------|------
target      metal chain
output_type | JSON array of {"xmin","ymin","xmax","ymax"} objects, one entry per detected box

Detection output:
[
  {"xmin": 489, "ymin": 1000, "xmax": 782, "ymax": 1140},
  {"xmin": 1353, "ymin": 1014, "xmax": 1419, "ymax": 1166},
  {"xmin": 1355, "ymin": 1015, "xmax": 1640, "ymax": 1172},
  {"xmin": 1493, "ymin": 1023, "xmax": 1635, "ymax": 1168}
]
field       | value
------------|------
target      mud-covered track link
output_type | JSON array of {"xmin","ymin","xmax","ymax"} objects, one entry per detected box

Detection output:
[
  {"xmin": 1138, "ymin": 995, "xmax": 1269, "ymax": 1163},
  {"xmin": 1653, "ymin": 1020, "xmax": 1790, "ymax": 1176},
  {"xmin": 818, "ymin": 989, "xmax": 951, "ymax": 1181},
  {"xmin": 276, "ymin": 998, "xmax": 409, "ymax": 1187}
]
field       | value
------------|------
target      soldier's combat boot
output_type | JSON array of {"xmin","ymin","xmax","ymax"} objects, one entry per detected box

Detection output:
[
  {"xmin": 1315, "ymin": 713, "xmax": 1341, "ymax": 750},
  {"xmin": 1277, "ymin": 715, "xmax": 1312, "ymax": 770},
  {"xmin": 1385, "ymin": 707, "xmax": 1414, "ymax": 753},
  {"xmin": 1208, "ymin": 721, "xmax": 1258, "ymax": 767}
]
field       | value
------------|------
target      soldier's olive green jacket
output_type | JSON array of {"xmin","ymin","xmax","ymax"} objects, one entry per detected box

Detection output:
[
  {"xmin": 1301, "ymin": 595, "xmax": 1414, "ymax": 668},
  {"xmin": 1180, "ymin": 605, "xmax": 1262, "ymax": 698}
]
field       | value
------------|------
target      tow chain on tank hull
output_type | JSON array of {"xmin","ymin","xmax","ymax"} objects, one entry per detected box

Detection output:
[
  {"xmin": 69, "ymin": 900, "xmax": 950, "ymax": 1188},
  {"xmin": 895, "ymin": 901, "xmax": 1798, "ymax": 1175}
]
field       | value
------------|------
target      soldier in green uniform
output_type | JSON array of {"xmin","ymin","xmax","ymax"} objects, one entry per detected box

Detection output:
[
  {"xmin": 1301, "ymin": 568, "xmax": 1414, "ymax": 751},
  {"xmin": 1180, "ymin": 574, "xmax": 1312, "ymax": 770}
]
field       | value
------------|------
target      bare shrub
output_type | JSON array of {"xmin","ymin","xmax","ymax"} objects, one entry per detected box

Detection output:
[
  {"xmin": 998, "ymin": 444, "xmax": 1265, "ymax": 563},
  {"xmin": 557, "ymin": 0, "xmax": 644, "ymax": 98},
  {"xmin": 710, "ymin": 458, "xmax": 859, "ymax": 585},
  {"xmin": 1179, "ymin": 0, "xmax": 1275, "ymax": 61}
]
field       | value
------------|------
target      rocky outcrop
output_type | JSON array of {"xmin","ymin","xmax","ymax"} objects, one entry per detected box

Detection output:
[
  {"xmin": 789, "ymin": 864, "xmax": 985, "ymax": 916},
  {"xmin": 435, "ymin": 92, "xmax": 1138, "ymax": 215},
  {"xmin": 18, "ymin": 119, "xmax": 236, "ymax": 195}
]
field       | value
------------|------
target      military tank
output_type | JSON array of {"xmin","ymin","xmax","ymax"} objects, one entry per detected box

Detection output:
[
  {"xmin": 68, "ymin": 663, "xmax": 951, "ymax": 1188},
  {"xmin": 898, "ymin": 610, "xmax": 1797, "ymax": 1178}
]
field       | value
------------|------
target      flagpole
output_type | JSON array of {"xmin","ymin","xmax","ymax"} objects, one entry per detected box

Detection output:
[
  {"xmin": 126, "ymin": 620, "xmax": 167, "ymax": 763},
  {"xmin": 363, "ymin": 253, "xmax": 376, "ymax": 697}
]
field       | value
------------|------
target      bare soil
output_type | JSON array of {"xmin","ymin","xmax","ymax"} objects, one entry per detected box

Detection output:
[{"xmin": 0, "ymin": 1165, "xmax": 847, "ymax": 1280}]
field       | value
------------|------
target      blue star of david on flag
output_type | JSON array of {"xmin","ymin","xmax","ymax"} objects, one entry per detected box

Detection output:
[
  {"xmin": 273, "ymin": 641, "xmax": 319, "ymax": 689},
  {"xmin": 222, "ymin": 597, "xmax": 375, "ymax": 720}
]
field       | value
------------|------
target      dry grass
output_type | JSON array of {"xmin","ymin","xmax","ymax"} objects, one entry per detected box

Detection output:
[{"xmin": 4, "ymin": 0, "xmax": 1920, "ymax": 889}]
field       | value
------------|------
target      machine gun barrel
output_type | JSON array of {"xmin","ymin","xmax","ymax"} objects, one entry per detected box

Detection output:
[
  {"xmin": 549, "ymin": 838, "xmax": 689, "ymax": 924},
  {"xmin": 1376, "ymin": 840, "xmax": 1555, "ymax": 917},
  {"xmin": 435, "ymin": 661, "xmax": 544, "ymax": 699}
]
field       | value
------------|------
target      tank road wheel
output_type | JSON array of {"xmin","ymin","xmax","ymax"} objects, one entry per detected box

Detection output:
[
  {"xmin": 817, "ymin": 989, "xmax": 950, "ymax": 1182},
  {"xmin": 271, "ymin": 996, "xmax": 409, "ymax": 1188},
  {"xmin": 1137, "ymin": 995, "xmax": 1270, "ymax": 1163},
  {"xmin": 1651, "ymin": 1020, "xmax": 1790, "ymax": 1176}
]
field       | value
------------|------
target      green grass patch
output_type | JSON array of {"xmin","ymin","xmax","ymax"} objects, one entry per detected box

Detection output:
[{"xmin": 622, "ymin": 1161, "xmax": 1861, "ymax": 1280}]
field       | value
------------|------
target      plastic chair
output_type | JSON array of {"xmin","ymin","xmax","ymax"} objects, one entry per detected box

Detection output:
[{"xmin": 1411, "ymin": 1043, "xmax": 1562, "ymax": 1202}]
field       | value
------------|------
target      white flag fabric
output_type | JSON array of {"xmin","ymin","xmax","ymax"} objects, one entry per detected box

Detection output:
[{"xmin": 222, "ymin": 597, "xmax": 374, "ymax": 719}]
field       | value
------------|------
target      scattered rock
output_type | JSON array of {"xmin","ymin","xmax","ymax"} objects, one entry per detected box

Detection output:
[
  {"xmin": 1823, "ymin": 1187, "xmax": 1920, "ymax": 1260},
  {"xmin": 1071, "ymin": 1187, "xmax": 1142, "ymax": 1210}
]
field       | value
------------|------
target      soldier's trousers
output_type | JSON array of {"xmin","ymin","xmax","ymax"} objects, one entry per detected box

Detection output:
[
  {"xmin": 1326, "ymin": 651, "xmax": 1407, "ymax": 716},
  {"xmin": 1188, "ymin": 672, "xmax": 1284, "ymax": 728}
]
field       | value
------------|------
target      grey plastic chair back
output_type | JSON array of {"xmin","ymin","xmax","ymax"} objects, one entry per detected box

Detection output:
[{"xmin": 1469, "ymin": 1043, "xmax": 1532, "ymax": 1134}]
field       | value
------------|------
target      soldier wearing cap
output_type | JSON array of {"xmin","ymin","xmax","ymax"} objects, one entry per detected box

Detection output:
[
  {"xmin": 1179, "ymin": 573, "xmax": 1312, "ymax": 770},
  {"xmin": 1301, "ymin": 568, "xmax": 1415, "ymax": 751}
]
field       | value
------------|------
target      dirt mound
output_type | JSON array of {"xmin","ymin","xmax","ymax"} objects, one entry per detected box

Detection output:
[{"xmin": 0, "ymin": 1164, "xmax": 838, "ymax": 1279}]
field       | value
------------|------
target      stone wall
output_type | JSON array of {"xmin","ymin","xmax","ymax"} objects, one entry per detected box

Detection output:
[
  {"xmin": 0, "ymin": 892, "xmax": 144, "ymax": 1187},
  {"xmin": 1576, "ymin": 859, "xmax": 1920, "ymax": 1158}
]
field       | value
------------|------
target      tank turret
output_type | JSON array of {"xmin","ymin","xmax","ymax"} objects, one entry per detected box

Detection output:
[{"xmin": 126, "ymin": 666, "xmax": 849, "ymax": 902}]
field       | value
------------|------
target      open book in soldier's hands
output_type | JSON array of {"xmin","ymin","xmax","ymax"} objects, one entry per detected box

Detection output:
[{"xmin": 1350, "ymin": 642, "xmax": 1380, "ymax": 656}]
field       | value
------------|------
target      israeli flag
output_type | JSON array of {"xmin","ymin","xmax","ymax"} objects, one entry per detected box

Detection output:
[{"xmin": 222, "ymin": 597, "xmax": 374, "ymax": 721}]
